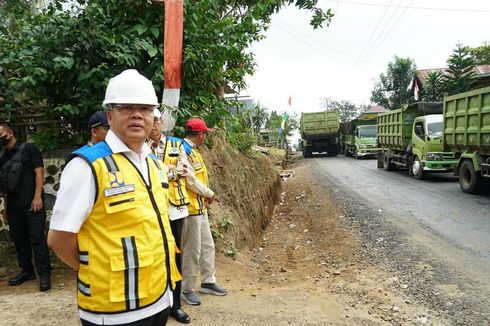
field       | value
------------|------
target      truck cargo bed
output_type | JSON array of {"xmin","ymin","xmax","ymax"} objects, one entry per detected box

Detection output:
[{"xmin": 444, "ymin": 86, "xmax": 490, "ymax": 156}]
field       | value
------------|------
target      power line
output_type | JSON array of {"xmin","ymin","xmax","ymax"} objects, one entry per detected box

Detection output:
[
  {"xmin": 353, "ymin": 0, "xmax": 393, "ymax": 67},
  {"xmin": 361, "ymin": 0, "xmax": 415, "ymax": 63},
  {"xmin": 322, "ymin": 0, "xmax": 490, "ymax": 13},
  {"xmin": 273, "ymin": 21, "xmax": 376, "ymax": 73},
  {"xmin": 358, "ymin": 0, "xmax": 405, "ymax": 63},
  {"xmin": 276, "ymin": 18, "xmax": 371, "ymax": 63}
]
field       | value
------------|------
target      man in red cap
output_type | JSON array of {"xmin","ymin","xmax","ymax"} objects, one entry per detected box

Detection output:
[{"xmin": 180, "ymin": 118, "xmax": 227, "ymax": 306}]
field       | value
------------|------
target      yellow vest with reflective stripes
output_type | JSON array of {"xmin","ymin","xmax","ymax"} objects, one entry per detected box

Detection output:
[
  {"xmin": 186, "ymin": 146, "xmax": 209, "ymax": 216},
  {"xmin": 155, "ymin": 138, "xmax": 189, "ymax": 207},
  {"xmin": 76, "ymin": 153, "xmax": 181, "ymax": 314}
]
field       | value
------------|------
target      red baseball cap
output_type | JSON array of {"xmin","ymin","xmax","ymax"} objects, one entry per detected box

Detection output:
[{"xmin": 186, "ymin": 118, "xmax": 214, "ymax": 132}]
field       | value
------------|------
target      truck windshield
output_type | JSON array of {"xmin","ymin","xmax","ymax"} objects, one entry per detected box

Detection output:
[
  {"xmin": 358, "ymin": 125, "xmax": 377, "ymax": 138},
  {"xmin": 427, "ymin": 122, "xmax": 443, "ymax": 137}
]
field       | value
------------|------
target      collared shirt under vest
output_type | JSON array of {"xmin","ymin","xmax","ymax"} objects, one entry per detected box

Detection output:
[{"xmin": 68, "ymin": 141, "xmax": 182, "ymax": 314}]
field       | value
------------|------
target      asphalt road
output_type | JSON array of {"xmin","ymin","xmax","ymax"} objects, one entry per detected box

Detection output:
[{"xmin": 305, "ymin": 154, "xmax": 490, "ymax": 285}]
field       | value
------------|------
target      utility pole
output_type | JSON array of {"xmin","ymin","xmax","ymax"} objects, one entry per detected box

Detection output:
[{"xmin": 152, "ymin": 0, "xmax": 184, "ymax": 132}]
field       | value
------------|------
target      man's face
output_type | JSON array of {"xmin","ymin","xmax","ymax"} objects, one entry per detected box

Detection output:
[
  {"xmin": 107, "ymin": 104, "xmax": 154, "ymax": 145},
  {"xmin": 0, "ymin": 126, "xmax": 13, "ymax": 146},
  {"xmin": 92, "ymin": 125, "xmax": 109, "ymax": 144},
  {"xmin": 195, "ymin": 131, "xmax": 208, "ymax": 146},
  {"xmin": 149, "ymin": 117, "xmax": 163, "ymax": 141}
]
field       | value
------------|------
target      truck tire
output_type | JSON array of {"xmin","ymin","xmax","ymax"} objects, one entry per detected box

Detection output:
[
  {"xmin": 326, "ymin": 146, "xmax": 338, "ymax": 157},
  {"xmin": 459, "ymin": 160, "xmax": 483, "ymax": 194},
  {"xmin": 354, "ymin": 148, "xmax": 359, "ymax": 159},
  {"xmin": 412, "ymin": 156, "xmax": 425, "ymax": 180},
  {"xmin": 345, "ymin": 146, "xmax": 351, "ymax": 157},
  {"xmin": 383, "ymin": 151, "xmax": 394, "ymax": 171}
]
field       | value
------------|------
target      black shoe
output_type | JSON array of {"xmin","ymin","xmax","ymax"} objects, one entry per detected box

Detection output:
[
  {"xmin": 39, "ymin": 276, "xmax": 51, "ymax": 292},
  {"xmin": 8, "ymin": 271, "xmax": 36, "ymax": 286},
  {"xmin": 170, "ymin": 308, "xmax": 191, "ymax": 324}
]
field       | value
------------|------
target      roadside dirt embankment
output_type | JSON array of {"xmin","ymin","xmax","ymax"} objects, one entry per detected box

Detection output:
[{"xmin": 200, "ymin": 134, "xmax": 283, "ymax": 254}]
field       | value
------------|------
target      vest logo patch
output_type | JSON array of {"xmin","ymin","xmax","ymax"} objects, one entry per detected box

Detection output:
[
  {"xmin": 109, "ymin": 171, "xmax": 125, "ymax": 188},
  {"xmin": 105, "ymin": 172, "xmax": 135, "ymax": 197},
  {"xmin": 170, "ymin": 146, "xmax": 179, "ymax": 155}
]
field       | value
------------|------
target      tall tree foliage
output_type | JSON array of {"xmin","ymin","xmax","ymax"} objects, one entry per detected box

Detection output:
[
  {"xmin": 320, "ymin": 98, "xmax": 365, "ymax": 122},
  {"xmin": 469, "ymin": 41, "xmax": 490, "ymax": 65},
  {"xmin": 370, "ymin": 56, "xmax": 416, "ymax": 110},
  {"xmin": 0, "ymin": 0, "xmax": 333, "ymax": 149},
  {"xmin": 421, "ymin": 72, "xmax": 445, "ymax": 102},
  {"xmin": 444, "ymin": 43, "xmax": 475, "ymax": 96}
]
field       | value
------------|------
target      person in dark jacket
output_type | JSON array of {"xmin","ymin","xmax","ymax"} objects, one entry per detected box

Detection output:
[{"xmin": 0, "ymin": 122, "xmax": 51, "ymax": 291}]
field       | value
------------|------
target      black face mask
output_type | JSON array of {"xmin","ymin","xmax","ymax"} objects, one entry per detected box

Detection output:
[{"xmin": 0, "ymin": 135, "xmax": 9, "ymax": 147}]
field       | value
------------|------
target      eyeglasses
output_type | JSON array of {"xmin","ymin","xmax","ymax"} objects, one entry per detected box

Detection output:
[{"xmin": 110, "ymin": 104, "xmax": 156, "ymax": 116}]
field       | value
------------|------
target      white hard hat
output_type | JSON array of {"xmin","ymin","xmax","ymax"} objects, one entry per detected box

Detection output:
[
  {"xmin": 103, "ymin": 69, "xmax": 159, "ymax": 107},
  {"xmin": 153, "ymin": 108, "xmax": 162, "ymax": 119}
]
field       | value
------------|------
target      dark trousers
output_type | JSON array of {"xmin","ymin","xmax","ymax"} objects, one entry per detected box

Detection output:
[
  {"xmin": 170, "ymin": 217, "xmax": 184, "ymax": 310},
  {"xmin": 81, "ymin": 307, "xmax": 170, "ymax": 326},
  {"xmin": 7, "ymin": 204, "xmax": 51, "ymax": 277}
]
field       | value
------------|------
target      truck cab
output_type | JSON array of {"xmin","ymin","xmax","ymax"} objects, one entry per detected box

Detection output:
[
  {"xmin": 411, "ymin": 114, "xmax": 457, "ymax": 179},
  {"xmin": 353, "ymin": 125, "xmax": 379, "ymax": 158}
]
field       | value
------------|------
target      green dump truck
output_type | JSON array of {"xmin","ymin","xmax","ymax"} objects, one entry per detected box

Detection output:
[
  {"xmin": 444, "ymin": 86, "xmax": 490, "ymax": 194},
  {"xmin": 300, "ymin": 111, "xmax": 340, "ymax": 158},
  {"xmin": 340, "ymin": 120, "xmax": 379, "ymax": 159},
  {"xmin": 377, "ymin": 102, "xmax": 458, "ymax": 179}
]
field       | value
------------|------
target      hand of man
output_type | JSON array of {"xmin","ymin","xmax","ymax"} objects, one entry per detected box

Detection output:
[
  {"xmin": 205, "ymin": 195, "xmax": 220, "ymax": 206},
  {"xmin": 177, "ymin": 164, "xmax": 188, "ymax": 177},
  {"xmin": 31, "ymin": 196, "xmax": 43, "ymax": 213}
]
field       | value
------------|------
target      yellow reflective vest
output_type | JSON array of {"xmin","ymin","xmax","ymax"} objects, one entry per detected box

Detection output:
[
  {"xmin": 154, "ymin": 137, "xmax": 189, "ymax": 207},
  {"xmin": 74, "ymin": 148, "xmax": 181, "ymax": 314},
  {"xmin": 185, "ymin": 144, "xmax": 209, "ymax": 216}
]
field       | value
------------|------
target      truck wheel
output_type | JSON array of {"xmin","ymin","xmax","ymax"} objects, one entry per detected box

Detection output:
[
  {"xmin": 354, "ymin": 148, "xmax": 359, "ymax": 159},
  {"xmin": 383, "ymin": 151, "xmax": 394, "ymax": 171},
  {"xmin": 412, "ymin": 156, "xmax": 425, "ymax": 180},
  {"xmin": 459, "ymin": 160, "xmax": 483, "ymax": 194},
  {"xmin": 345, "ymin": 146, "xmax": 351, "ymax": 157}
]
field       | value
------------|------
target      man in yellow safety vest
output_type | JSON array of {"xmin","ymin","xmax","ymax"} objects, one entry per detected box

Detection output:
[
  {"xmin": 48, "ymin": 69, "xmax": 181, "ymax": 326},
  {"xmin": 180, "ymin": 118, "xmax": 227, "ymax": 306},
  {"xmin": 148, "ymin": 108, "xmax": 191, "ymax": 324}
]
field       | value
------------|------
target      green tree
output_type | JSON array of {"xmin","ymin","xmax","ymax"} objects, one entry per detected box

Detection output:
[
  {"xmin": 1, "ymin": 0, "xmax": 333, "ymax": 149},
  {"xmin": 370, "ymin": 56, "xmax": 416, "ymax": 110},
  {"xmin": 252, "ymin": 103, "xmax": 269, "ymax": 134},
  {"xmin": 320, "ymin": 98, "xmax": 362, "ymax": 122},
  {"xmin": 265, "ymin": 110, "xmax": 298, "ymax": 144},
  {"xmin": 421, "ymin": 72, "xmax": 445, "ymax": 102},
  {"xmin": 444, "ymin": 43, "xmax": 476, "ymax": 96},
  {"xmin": 469, "ymin": 41, "xmax": 490, "ymax": 65}
]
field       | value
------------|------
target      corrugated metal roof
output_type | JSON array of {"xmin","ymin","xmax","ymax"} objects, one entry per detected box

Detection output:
[
  {"xmin": 357, "ymin": 105, "xmax": 388, "ymax": 120},
  {"xmin": 416, "ymin": 65, "xmax": 490, "ymax": 86},
  {"xmin": 365, "ymin": 105, "xmax": 388, "ymax": 113}
]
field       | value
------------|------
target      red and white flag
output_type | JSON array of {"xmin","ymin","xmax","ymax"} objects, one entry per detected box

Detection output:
[
  {"xmin": 413, "ymin": 78, "xmax": 420, "ymax": 101},
  {"xmin": 162, "ymin": 0, "xmax": 183, "ymax": 108}
]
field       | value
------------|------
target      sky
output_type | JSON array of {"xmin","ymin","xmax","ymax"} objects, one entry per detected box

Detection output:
[{"xmin": 242, "ymin": 0, "xmax": 490, "ymax": 114}]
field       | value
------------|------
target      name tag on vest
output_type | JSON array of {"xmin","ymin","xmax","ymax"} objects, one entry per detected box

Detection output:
[{"xmin": 104, "ymin": 184, "xmax": 135, "ymax": 197}]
